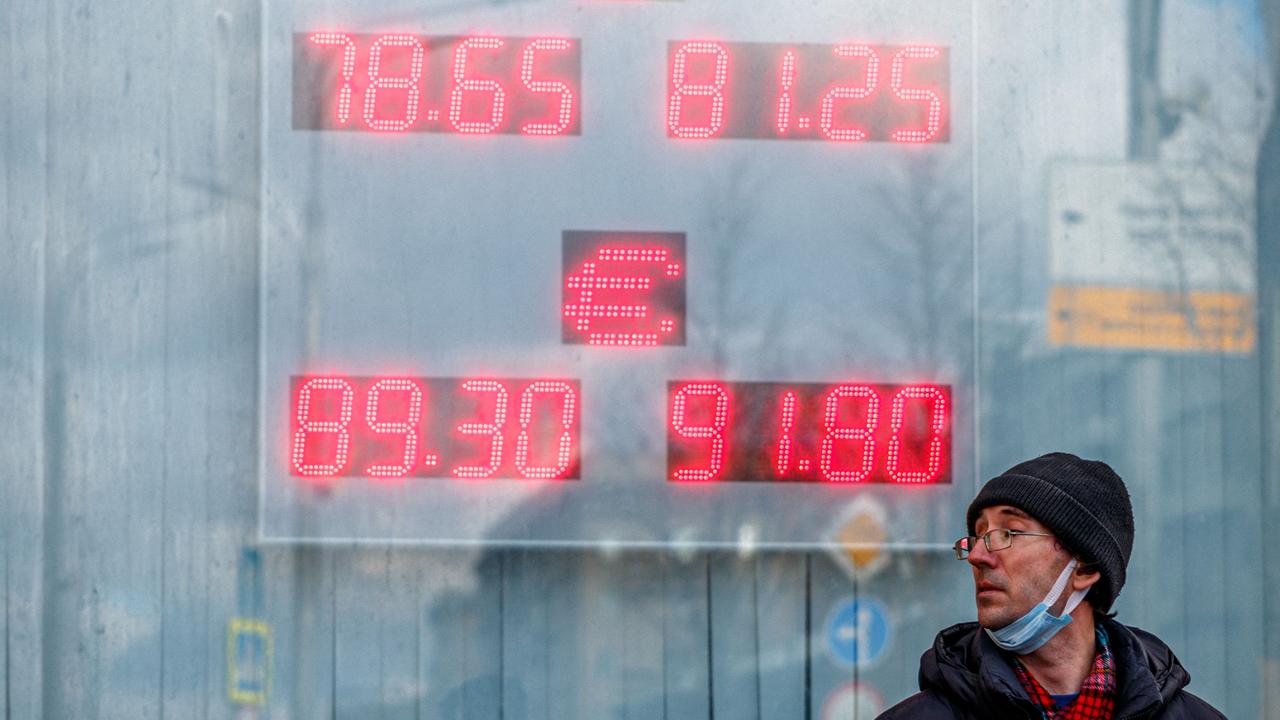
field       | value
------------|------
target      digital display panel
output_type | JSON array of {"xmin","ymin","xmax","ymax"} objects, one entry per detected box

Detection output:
[
  {"xmin": 293, "ymin": 33, "xmax": 581, "ymax": 135},
  {"xmin": 667, "ymin": 41, "xmax": 949, "ymax": 143},
  {"xmin": 668, "ymin": 382, "xmax": 950, "ymax": 483},
  {"xmin": 562, "ymin": 231, "xmax": 687, "ymax": 347},
  {"xmin": 262, "ymin": 0, "xmax": 976, "ymax": 546},
  {"xmin": 290, "ymin": 376, "xmax": 581, "ymax": 481}
]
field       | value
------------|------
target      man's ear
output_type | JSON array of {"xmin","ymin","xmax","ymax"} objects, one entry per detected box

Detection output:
[{"xmin": 1073, "ymin": 561, "xmax": 1102, "ymax": 591}]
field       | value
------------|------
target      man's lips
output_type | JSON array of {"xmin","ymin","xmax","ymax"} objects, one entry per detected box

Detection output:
[{"xmin": 976, "ymin": 581, "xmax": 1003, "ymax": 594}]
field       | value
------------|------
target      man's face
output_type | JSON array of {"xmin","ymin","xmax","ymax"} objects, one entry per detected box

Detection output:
[{"xmin": 968, "ymin": 505, "xmax": 1073, "ymax": 629}]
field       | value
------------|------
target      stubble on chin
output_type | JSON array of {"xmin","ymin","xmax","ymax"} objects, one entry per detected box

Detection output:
[{"xmin": 975, "ymin": 598, "xmax": 1015, "ymax": 629}]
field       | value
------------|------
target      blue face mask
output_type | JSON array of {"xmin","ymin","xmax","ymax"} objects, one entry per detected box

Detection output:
[{"xmin": 984, "ymin": 558, "xmax": 1089, "ymax": 655}]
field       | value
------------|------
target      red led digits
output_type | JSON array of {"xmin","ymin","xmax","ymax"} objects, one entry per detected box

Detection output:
[
  {"xmin": 298, "ymin": 35, "xmax": 946, "ymax": 141},
  {"xmin": 449, "ymin": 37, "xmax": 507, "ymax": 134},
  {"xmin": 670, "ymin": 383, "xmax": 731, "ymax": 482},
  {"xmin": 297, "ymin": 33, "xmax": 581, "ymax": 136},
  {"xmin": 520, "ymin": 38, "xmax": 576, "ymax": 136},
  {"xmin": 514, "ymin": 381, "xmax": 578, "ymax": 479},
  {"xmin": 886, "ymin": 385, "xmax": 948, "ymax": 483},
  {"xmin": 451, "ymin": 380, "xmax": 510, "ymax": 478},
  {"xmin": 890, "ymin": 46, "xmax": 943, "ymax": 143},
  {"xmin": 819, "ymin": 45, "xmax": 879, "ymax": 142},
  {"xmin": 775, "ymin": 50, "xmax": 798, "ymax": 135},
  {"xmin": 667, "ymin": 41, "xmax": 730, "ymax": 139},
  {"xmin": 291, "ymin": 377, "xmax": 356, "ymax": 478},
  {"xmin": 819, "ymin": 384, "xmax": 879, "ymax": 483},
  {"xmin": 666, "ymin": 381, "xmax": 951, "ymax": 484},
  {"xmin": 774, "ymin": 391, "xmax": 799, "ymax": 475},
  {"xmin": 362, "ymin": 34, "xmax": 426, "ymax": 132},
  {"xmin": 655, "ymin": 40, "xmax": 949, "ymax": 143},
  {"xmin": 287, "ymin": 376, "xmax": 582, "ymax": 481},
  {"xmin": 362, "ymin": 378, "xmax": 424, "ymax": 478},
  {"xmin": 309, "ymin": 32, "xmax": 358, "ymax": 125}
]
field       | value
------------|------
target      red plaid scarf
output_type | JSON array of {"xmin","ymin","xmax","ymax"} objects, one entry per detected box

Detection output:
[{"xmin": 1011, "ymin": 627, "xmax": 1116, "ymax": 720}]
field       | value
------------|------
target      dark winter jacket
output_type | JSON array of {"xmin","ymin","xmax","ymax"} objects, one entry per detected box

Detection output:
[{"xmin": 877, "ymin": 619, "xmax": 1224, "ymax": 719}]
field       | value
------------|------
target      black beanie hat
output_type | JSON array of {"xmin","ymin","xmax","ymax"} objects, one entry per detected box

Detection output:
[{"xmin": 966, "ymin": 452, "xmax": 1135, "ymax": 614}]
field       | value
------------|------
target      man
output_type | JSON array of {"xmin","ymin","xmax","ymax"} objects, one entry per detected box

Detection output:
[{"xmin": 878, "ymin": 452, "xmax": 1224, "ymax": 719}]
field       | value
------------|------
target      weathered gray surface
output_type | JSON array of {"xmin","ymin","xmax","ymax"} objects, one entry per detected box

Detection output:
[
  {"xmin": 1258, "ymin": 6, "xmax": 1280, "ymax": 718},
  {"xmin": 2, "ymin": 0, "xmax": 1275, "ymax": 718}
]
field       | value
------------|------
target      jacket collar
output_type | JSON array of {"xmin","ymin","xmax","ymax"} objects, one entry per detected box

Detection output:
[
  {"xmin": 1102, "ymin": 620, "xmax": 1181, "ymax": 718},
  {"xmin": 920, "ymin": 618, "xmax": 1185, "ymax": 718}
]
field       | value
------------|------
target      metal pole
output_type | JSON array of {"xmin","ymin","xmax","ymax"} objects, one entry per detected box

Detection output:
[
  {"xmin": 1124, "ymin": 0, "xmax": 1166, "ymax": 553},
  {"xmin": 1128, "ymin": 0, "xmax": 1163, "ymax": 159}
]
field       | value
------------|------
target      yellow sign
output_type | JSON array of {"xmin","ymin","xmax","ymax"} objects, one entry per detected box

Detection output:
[
  {"xmin": 227, "ymin": 618, "xmax": 272, "ymax": 705},
  {"xmin": 836, "ymin": 511, "xmax": 887, "ymax": 570},
  {"xmin": 1048, "ymin": 285, "xmax": 1254, "ymax": 353},
  {"xmin": 828, "ymin": 498, "xmax": 890, "ymax": 578}
]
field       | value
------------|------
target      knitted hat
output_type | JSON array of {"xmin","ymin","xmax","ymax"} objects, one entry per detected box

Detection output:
[{"xmin": 966, "ymin": 452, "xmax": 1135, "ymax": 614}]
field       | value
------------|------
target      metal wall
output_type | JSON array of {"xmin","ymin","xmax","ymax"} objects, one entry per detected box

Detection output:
[{"xmin": 3, "ymin": 1, "xmax": 1275, "ymax": 718}]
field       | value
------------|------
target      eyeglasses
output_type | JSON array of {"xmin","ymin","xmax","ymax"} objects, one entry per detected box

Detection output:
[{"xmin": 953, "ymin": 529, "xmax": 1053, "ymax": 559}]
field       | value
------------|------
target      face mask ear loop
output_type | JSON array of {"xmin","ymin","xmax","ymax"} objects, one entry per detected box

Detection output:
[
  {"xmin": 1059, "ymin": 586, "xmax": 1090, "ymax": 618},
  {"xmin": 1049, "ymin": 558, "xmax": 1088, "ymax": 618},
  {"xmin": 1045, "ymin": 558, "xmax": 1077, "ymax": 602}
]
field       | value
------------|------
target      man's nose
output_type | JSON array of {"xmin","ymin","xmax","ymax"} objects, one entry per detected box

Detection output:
[{"xmin": 967, "ymin": 538, "xmax": 997, "ymax": 568}]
